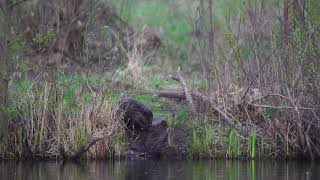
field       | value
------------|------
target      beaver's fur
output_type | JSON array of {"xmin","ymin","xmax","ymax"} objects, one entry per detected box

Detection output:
[{"xmin": 118, "ymin": 97, "xmax": 153, "ymax": 131}]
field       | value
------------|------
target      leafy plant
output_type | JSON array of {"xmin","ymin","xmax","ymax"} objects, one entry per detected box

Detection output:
[{"xmin": 32, "ymin": 29, "xmax": 55, "ymax": 52}]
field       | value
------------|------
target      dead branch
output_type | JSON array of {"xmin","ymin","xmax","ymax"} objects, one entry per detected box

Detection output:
[
  {"xmin": 248, "ymin": 93, "xmax": 290, "ymax": 104},
  {"xmin": 190, "ymin": 90, "xmax": 236, "ymax": 126},
  {"xmin": 176, "ymin": 67, "xmax": 197, "ymax": 116},
  {"xmin": 152, "ymin": 87, "xmax": 236, "ymax": 127},
  {"xmin": 167, "ymin": 75, "xmax": 236, "ymax": 126},
  {"xmin": 64, "ymin": 127, "xmax": 118, "ymax": 159},
  {"xmin": 248, "ymin": 103, "xmax": 318, "ymax": 110}
]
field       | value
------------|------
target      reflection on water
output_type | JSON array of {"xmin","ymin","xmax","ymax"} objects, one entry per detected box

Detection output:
[{"xmin": 0, "ymin": 160, "xmax": 319, "ymax": 180}]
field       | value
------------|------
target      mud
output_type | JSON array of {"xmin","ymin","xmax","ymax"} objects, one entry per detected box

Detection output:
[{"xmin": 125, "ymin": 118, "xmax": 187, "ymax": 160}]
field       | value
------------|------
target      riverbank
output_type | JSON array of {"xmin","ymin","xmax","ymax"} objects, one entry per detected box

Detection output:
[
  {"xmin": 1, "ymin": 69, "xmax": 319, "ymax": 161},
  {"xmin": 1, "ymin": 0, "xmax": 319, "ymax": 161}
]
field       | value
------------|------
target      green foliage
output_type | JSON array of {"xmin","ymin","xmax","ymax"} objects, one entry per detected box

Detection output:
[
  {"xmin": 8, "ymin": 31, "xmax": 27, "ymax": 57},
  {"xmin": 32, "ymin": 29, "xmax": 55, "ymax": 51},
  {"xmin": 293, "ymin": 26, "xmax": 303, "ymax": 50},
  {"xmin": 4, "ymin": 105, "xmax": 18, "ymax": 122},
  {"xmin": 8, "ymin": 77, "xmax": 33, "ymax": 118},
  {"xmin": 116, "ymin": 0, "xmax": 192, "ymax": 45}
]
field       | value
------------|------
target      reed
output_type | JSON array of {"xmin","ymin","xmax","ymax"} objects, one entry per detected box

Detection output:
[{"xmin": 248, "ymin": 129, "xmax": 257, "ymax": 159}]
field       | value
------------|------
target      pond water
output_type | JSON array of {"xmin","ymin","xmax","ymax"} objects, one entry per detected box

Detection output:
[{"xmin": 0, "ymin": 160, "xmax": 319, "ymax": 180}]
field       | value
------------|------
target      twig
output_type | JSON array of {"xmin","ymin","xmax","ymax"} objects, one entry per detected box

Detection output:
[
  {"xmin": 249, "ymin": 103, "xmax": 318, "ymax": 110},
  {"xmin": 191, "ymin": 90, "xmax": 236, "ymax": 126},
  {"xmin": 241, "ymin": 41, "xmax": 284, "ymax": 101},
  {"xmin": 248, "ymin": 93, "xmax": 290, "ymax": 104}
]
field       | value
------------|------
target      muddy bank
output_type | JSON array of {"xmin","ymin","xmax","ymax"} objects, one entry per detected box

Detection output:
[
  {"xmin": 118, "ymin": 97, "xmax": 187, "ymax": 160},
  {"xmin": 125, "ymin": 118, "xmax": 187, "ymax": 160}
]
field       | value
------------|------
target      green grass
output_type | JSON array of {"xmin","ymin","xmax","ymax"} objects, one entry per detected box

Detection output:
[
  {"xmin": 188, "ymin": 121, "xmax": 214, "ymax": 157},
  {"xmin": 134, "ymin": 95, "xmax": 168, "ymax": 117},
  {"xmin": 147, "ymin": 75, "xmax": 179, "ymax": 90},
  {"xmin": 174, "ymin": 104, "xmax": 188, "ymax": 124},
  {"xmin": 228, "ymin": 128, "xmax": 241, "ymax": 158},
  {"xmin": 113, "ymin": 0, "xmax": 193, "ymax": 45},
  {"xmin": 248, "ymin": 129, "xmax": 257, "ymax": 159}
]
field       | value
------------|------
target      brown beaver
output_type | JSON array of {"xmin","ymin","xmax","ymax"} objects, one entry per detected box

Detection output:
[{"xmin": 118, "ymin": 97, "xmax": 153, "ymax": 131}]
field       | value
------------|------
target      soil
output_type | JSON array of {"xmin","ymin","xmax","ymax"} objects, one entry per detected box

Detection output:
[{"xmin": 125, "ymin": 118, "xmax": 187, "ymax": 160}]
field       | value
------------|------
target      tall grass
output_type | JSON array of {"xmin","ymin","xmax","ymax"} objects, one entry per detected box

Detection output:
[
  {"xmin": 1, "ymin": 73, "xmax": 124, "ymax": 159},
  {"xmin": 248, "ymin": 129, "xmax": 257, "ymax": 159},
  {"xmin": 188, "ymin": 121, "xmax": 214, "ymax": 158},
  {"xmin": 227, "ymin": 128, "xmax": 241, "ymax": 158}
]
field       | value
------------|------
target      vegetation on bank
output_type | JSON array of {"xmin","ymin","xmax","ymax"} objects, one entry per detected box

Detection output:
[{"xmin": 0, "ymin": 0, "xmax": 319, "ymax": 160}]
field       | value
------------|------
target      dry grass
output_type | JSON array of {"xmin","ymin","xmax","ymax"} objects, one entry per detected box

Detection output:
[{"xmin": 2, "ymin": 74, "xmax": 124, "ymax": 159}]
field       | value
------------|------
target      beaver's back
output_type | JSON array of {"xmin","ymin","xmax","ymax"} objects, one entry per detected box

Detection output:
[{"xmin": 118, "ymin": 97, "xmax": 153, "ymax": 131}]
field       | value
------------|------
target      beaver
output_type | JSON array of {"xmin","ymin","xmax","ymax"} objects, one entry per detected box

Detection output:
[{"xmin": 118, "ymin": 97, "xmax": 153, "ymax": 131}]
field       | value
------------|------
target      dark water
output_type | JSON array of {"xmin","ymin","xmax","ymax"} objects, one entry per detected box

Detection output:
[{"xmin": 1, "ymin": 160, "xmax": 319, "ymax": 180}]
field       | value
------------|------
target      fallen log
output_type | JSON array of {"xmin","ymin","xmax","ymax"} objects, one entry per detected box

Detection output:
[{"xmin": 157, "ymin": 89, "xmax": 186, "ymax": 99}]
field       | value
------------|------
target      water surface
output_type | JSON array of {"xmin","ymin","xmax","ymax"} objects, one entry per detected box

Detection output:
[{"xmin": 1, "ymin": 160, "xmax": 319, "ymax": 180}]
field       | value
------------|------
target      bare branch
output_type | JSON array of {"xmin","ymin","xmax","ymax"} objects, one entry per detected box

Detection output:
[{"xmin": 177, "ymin": 67, "xmax": 197, "ymax": 116}]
